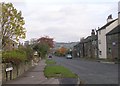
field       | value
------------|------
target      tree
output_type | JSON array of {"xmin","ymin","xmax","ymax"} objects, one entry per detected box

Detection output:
[
  {"xmin": 37, "ymin": 36, "xmax": 54, "ymax": 48},
  {"xmin": 33, "ymin": 42, "xmax": 49, "ymax": 58},
  {"xmin": 0, "ymin": 3, "xmax": 26, "ymax": 49},
  {"xmin": 55, "ymin": 47, "xmax": 68, "ymax": 56},
  {"xmin": 33, "ymin": 36, "xmax": 54, "ymax": 58},
  {"xmin": 59, "ymin": 47, "xmax": 67, "ymax": 55},
  {"xmin": 19, "ymin": 44, "xmax": 34, "ymax": 61}
]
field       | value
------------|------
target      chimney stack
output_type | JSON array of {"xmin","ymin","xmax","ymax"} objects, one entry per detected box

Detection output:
[
  {"xmin": 107, "ymin": 14, "xmax": 113, "ymax": 23},
  {"xmin": 91, "ymin": 29, "xmax": 95, "ymax": 36}
]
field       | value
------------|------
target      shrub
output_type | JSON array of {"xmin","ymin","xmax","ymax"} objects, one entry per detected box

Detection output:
[
  {"xmin": 2, "ymin": 50, "xmax": 27, "ymax": 65},
  {"xmin": 19, "ymin": 45, "xmax": 34, "ymax": 61},
  {"xmin": 33, "ymin": 43, "xmax": 49, "ymax": 59}
]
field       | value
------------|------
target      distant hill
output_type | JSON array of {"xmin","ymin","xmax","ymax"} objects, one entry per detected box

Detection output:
[{"xmin": 53, "ymin": 42, "xmax": 79, "ymax": 50}]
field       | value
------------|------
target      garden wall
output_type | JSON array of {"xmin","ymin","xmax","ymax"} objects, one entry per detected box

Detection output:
[{"xmin": 2, "ymin": 61, "xmax": 32, "ymax": 83}]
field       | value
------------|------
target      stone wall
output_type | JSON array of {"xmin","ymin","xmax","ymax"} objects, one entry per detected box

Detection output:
[
  {"xmin": 106, "ymin": 34, "xmax": 119, "ymax": 60},
  {"xmin": 2, "ymin": 61, "xmax": 32, "ymax": 83}
]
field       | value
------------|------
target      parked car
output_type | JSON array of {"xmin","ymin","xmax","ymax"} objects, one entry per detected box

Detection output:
[
  {"xmin": 66, "ymin": 54, "xmax": 72, "ymax": 59},
  {"xmin": 48, "ymin": 55, "xmax": 52, "ymax": 59}
]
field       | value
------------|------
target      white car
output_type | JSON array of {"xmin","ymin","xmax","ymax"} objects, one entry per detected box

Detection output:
[{"xmin": 66, "ymin": 54, "xmax": 72, "ymax": 59}]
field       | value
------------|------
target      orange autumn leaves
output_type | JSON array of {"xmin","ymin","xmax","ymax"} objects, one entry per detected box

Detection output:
[{"xmin": 56, "ymin": 47, "xmax": 68, "ymax": 56}]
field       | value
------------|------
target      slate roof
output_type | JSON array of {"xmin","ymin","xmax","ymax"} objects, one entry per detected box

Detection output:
[
  {"xmin": 97, "ymin": 19, "xmax": 118, "ymax": 31},
  {"xmin": 106, "ymin": 25, "xmax": 120, "ymax": 35}
]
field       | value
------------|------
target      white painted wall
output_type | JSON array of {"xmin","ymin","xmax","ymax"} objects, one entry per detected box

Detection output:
[
  {"xmin": 106, "ymin": 20, "xmax": 118, "ymax": 34},
  {"xmin": 98, "ymin": 29, "xmax": 106, "ymax": 59},
  {"xmin": 98, "ymin": 19, "xmax": 118, "ymax": 59}
]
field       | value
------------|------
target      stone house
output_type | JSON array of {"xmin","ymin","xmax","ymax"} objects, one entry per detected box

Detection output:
[
  {"xmin": 73, "ymin": 29, "xmax": 97, "ymax": 58},
  {"xmin": 73, "ymin": 43, "xmax": 80, "ymax": 58},
  {"xmin": 82, "ymin": 30, "xmax": 97, "ymax": 59},
  {"xmin": 4, "ymin": 39, "xmax": 18, "ymax": 51},
  {"xmin": 83, "ymin": 36, "xmax": 92, "ymax": 58},
  {"xmin": 24, "ymin": 41, "xmax": 29, "ymax": 46},
  {"xmin": 72, "ymin": 41, "xmax": 85, "ymax": 58},
  {"xmin": 97, "ymin": 15, "xmax": 118, "ymax": 59},
  {"xmin": 106, "ymin": 25, "xmax": 120, "ymax": 60}
]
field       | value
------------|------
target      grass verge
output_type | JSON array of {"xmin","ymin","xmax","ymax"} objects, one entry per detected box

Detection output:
[
  {"xmin": 44, "ymin": 59, "xmax": 78, "ymax": 78},
  {"xmin": 46, "ymin": 59, "xmax": 56, "ymax": 65}
]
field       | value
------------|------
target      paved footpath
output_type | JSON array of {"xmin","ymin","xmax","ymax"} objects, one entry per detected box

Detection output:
[{"xmin": 3, "ymin": 60, "xmax": 59, "ymax": 84}]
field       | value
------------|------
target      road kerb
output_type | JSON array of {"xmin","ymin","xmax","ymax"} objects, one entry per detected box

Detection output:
[{"xmin": 99, "ymin": 61, "xmax": 115, "ymax": 64}]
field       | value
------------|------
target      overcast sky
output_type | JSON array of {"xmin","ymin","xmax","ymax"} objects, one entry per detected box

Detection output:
[{"xmin": 1, "ymin": 0, "xmax": 119, "ymax": 42}]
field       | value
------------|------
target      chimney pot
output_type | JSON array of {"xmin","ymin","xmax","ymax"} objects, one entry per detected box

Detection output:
[{"xmin": 107, "ymin": 14, "xmax": 113, "ymax": 23}]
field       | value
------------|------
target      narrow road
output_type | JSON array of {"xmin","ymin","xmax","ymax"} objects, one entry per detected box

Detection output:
[{"xmin": 53, "ymin": 56, "xmax": 118, "ymax": 84}]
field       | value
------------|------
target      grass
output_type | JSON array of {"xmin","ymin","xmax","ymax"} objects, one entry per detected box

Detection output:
[
  {"xmin": 44, "ymin": 59, "xmax": 78, "ymax": 78},
  {"xmin": 46, "ymin": 59, "xmax": 56, "ymax": 65},
  {"xmin": 44, "ymin": 65, "xmax": 78, "ymax": 78}
]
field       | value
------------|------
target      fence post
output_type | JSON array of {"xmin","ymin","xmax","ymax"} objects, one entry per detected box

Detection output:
[
  {"xmin": 5, "ymin": 71, "xmax": 8, "ymax": 81},
  {"xmin": 10, "ymin": 70, "xmax": 12, "ymax": 80}
]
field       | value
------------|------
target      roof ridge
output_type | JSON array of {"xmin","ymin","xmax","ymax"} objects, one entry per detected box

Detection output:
[{"xmin": 97, "ymin": 18, "xmax": 118, "ymax": 31}]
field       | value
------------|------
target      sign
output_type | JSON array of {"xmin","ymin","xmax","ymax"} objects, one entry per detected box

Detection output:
[
  {"xmin": 6, "ymin": 67, "xmax": 13, "ymax": 72},
  {"xmin": 112, "ymin": 42, "xmax": 116, "ymax": 46},
  {"xmin": 34, "ymin": 51, "xmax": 38, "ymax": 56}
]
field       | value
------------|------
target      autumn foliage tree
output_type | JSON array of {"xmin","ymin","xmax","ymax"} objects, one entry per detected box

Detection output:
[
  {"xmin": 33, "ymin": 36, "xmax": 54, "ymax": 58},
  {"xmin": 0, "ymin": 3, "xmax": 26, "ymax": 49},
  {"xmin": 1, "ymin": 3, "xmax": 27, "ymax": 66},
  {"xmin": 55, "ymin": 47, "xmax": 68, "ymax": 56},
  {"xmin": 37, "ymin": 36, "xmax": 54, "ymax": 48}
]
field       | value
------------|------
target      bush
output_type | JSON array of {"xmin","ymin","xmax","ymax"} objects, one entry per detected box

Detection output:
[
  {"xmin": 33, "ymin": 43, "xmax": 49, "ymax": 59},
  {"xmin": 18, "ymin": 45, "xmax": 34, "ymax": 61},
  {"xmin": 2, "ymin": 50, "xmax": 27, "ymax": 65}
]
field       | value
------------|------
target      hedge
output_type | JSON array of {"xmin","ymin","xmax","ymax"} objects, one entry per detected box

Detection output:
[{"xmin": 2, "ymin": 50, "xmax": 27, "ymax": 65}]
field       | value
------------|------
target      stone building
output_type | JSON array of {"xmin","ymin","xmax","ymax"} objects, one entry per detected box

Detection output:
[
  {"xmin": 97, "ymin": 15, "xmax": 118, "ymax": 59},
  {"xmin": 73, "ymin": 29, "xmax": 97, "ymax": 58},
  {"xmin": 106, "ymin": 25, "xmax": 120, "ymax": 60},
  {"xmin": 73, "ymin": 43, "xmax": 80, "ymax": 58},
  {"xmin": 83, "ymin": 30, "xmax": 97, "ymax": 58},
  {"xmin": 4, "ymin": 39, "xmax": 18, "ymax": 51}
]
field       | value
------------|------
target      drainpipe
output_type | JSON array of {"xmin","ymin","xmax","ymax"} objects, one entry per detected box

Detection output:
[
  {"xmin": 118, "ymin": 2, "xmax": 120, "ymax": 62},
  {"xmin": 96, "ymin": 28, "xmax": 99, "ymax": 59}
]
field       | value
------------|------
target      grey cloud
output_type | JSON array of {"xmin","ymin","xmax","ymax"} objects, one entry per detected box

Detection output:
[{"xmin": 6, "ymin": 0, "xmax": 118, "ymax": 42}]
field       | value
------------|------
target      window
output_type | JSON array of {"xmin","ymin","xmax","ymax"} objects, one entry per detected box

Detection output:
[
  {"xmin": 99, "ymin": 30, "xmax": 101, "ymax": 35},
  {"xmin": 108, "ymin": 48, "xmax": 111, "ymax": 53},
  {"xmin": 108, "ymin": 36, "xmax": 111, "ymax": 40},
  {"xmin": 92, "ymin": 41, "xmax": 96, "ymax": 45},
  {"xmin": 99, "ymin": 51, "xmax": 102, "ymax": 55},
  {"xmin": 98, "ymin": 40, "xmax": 101, "ymax": 44}
]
